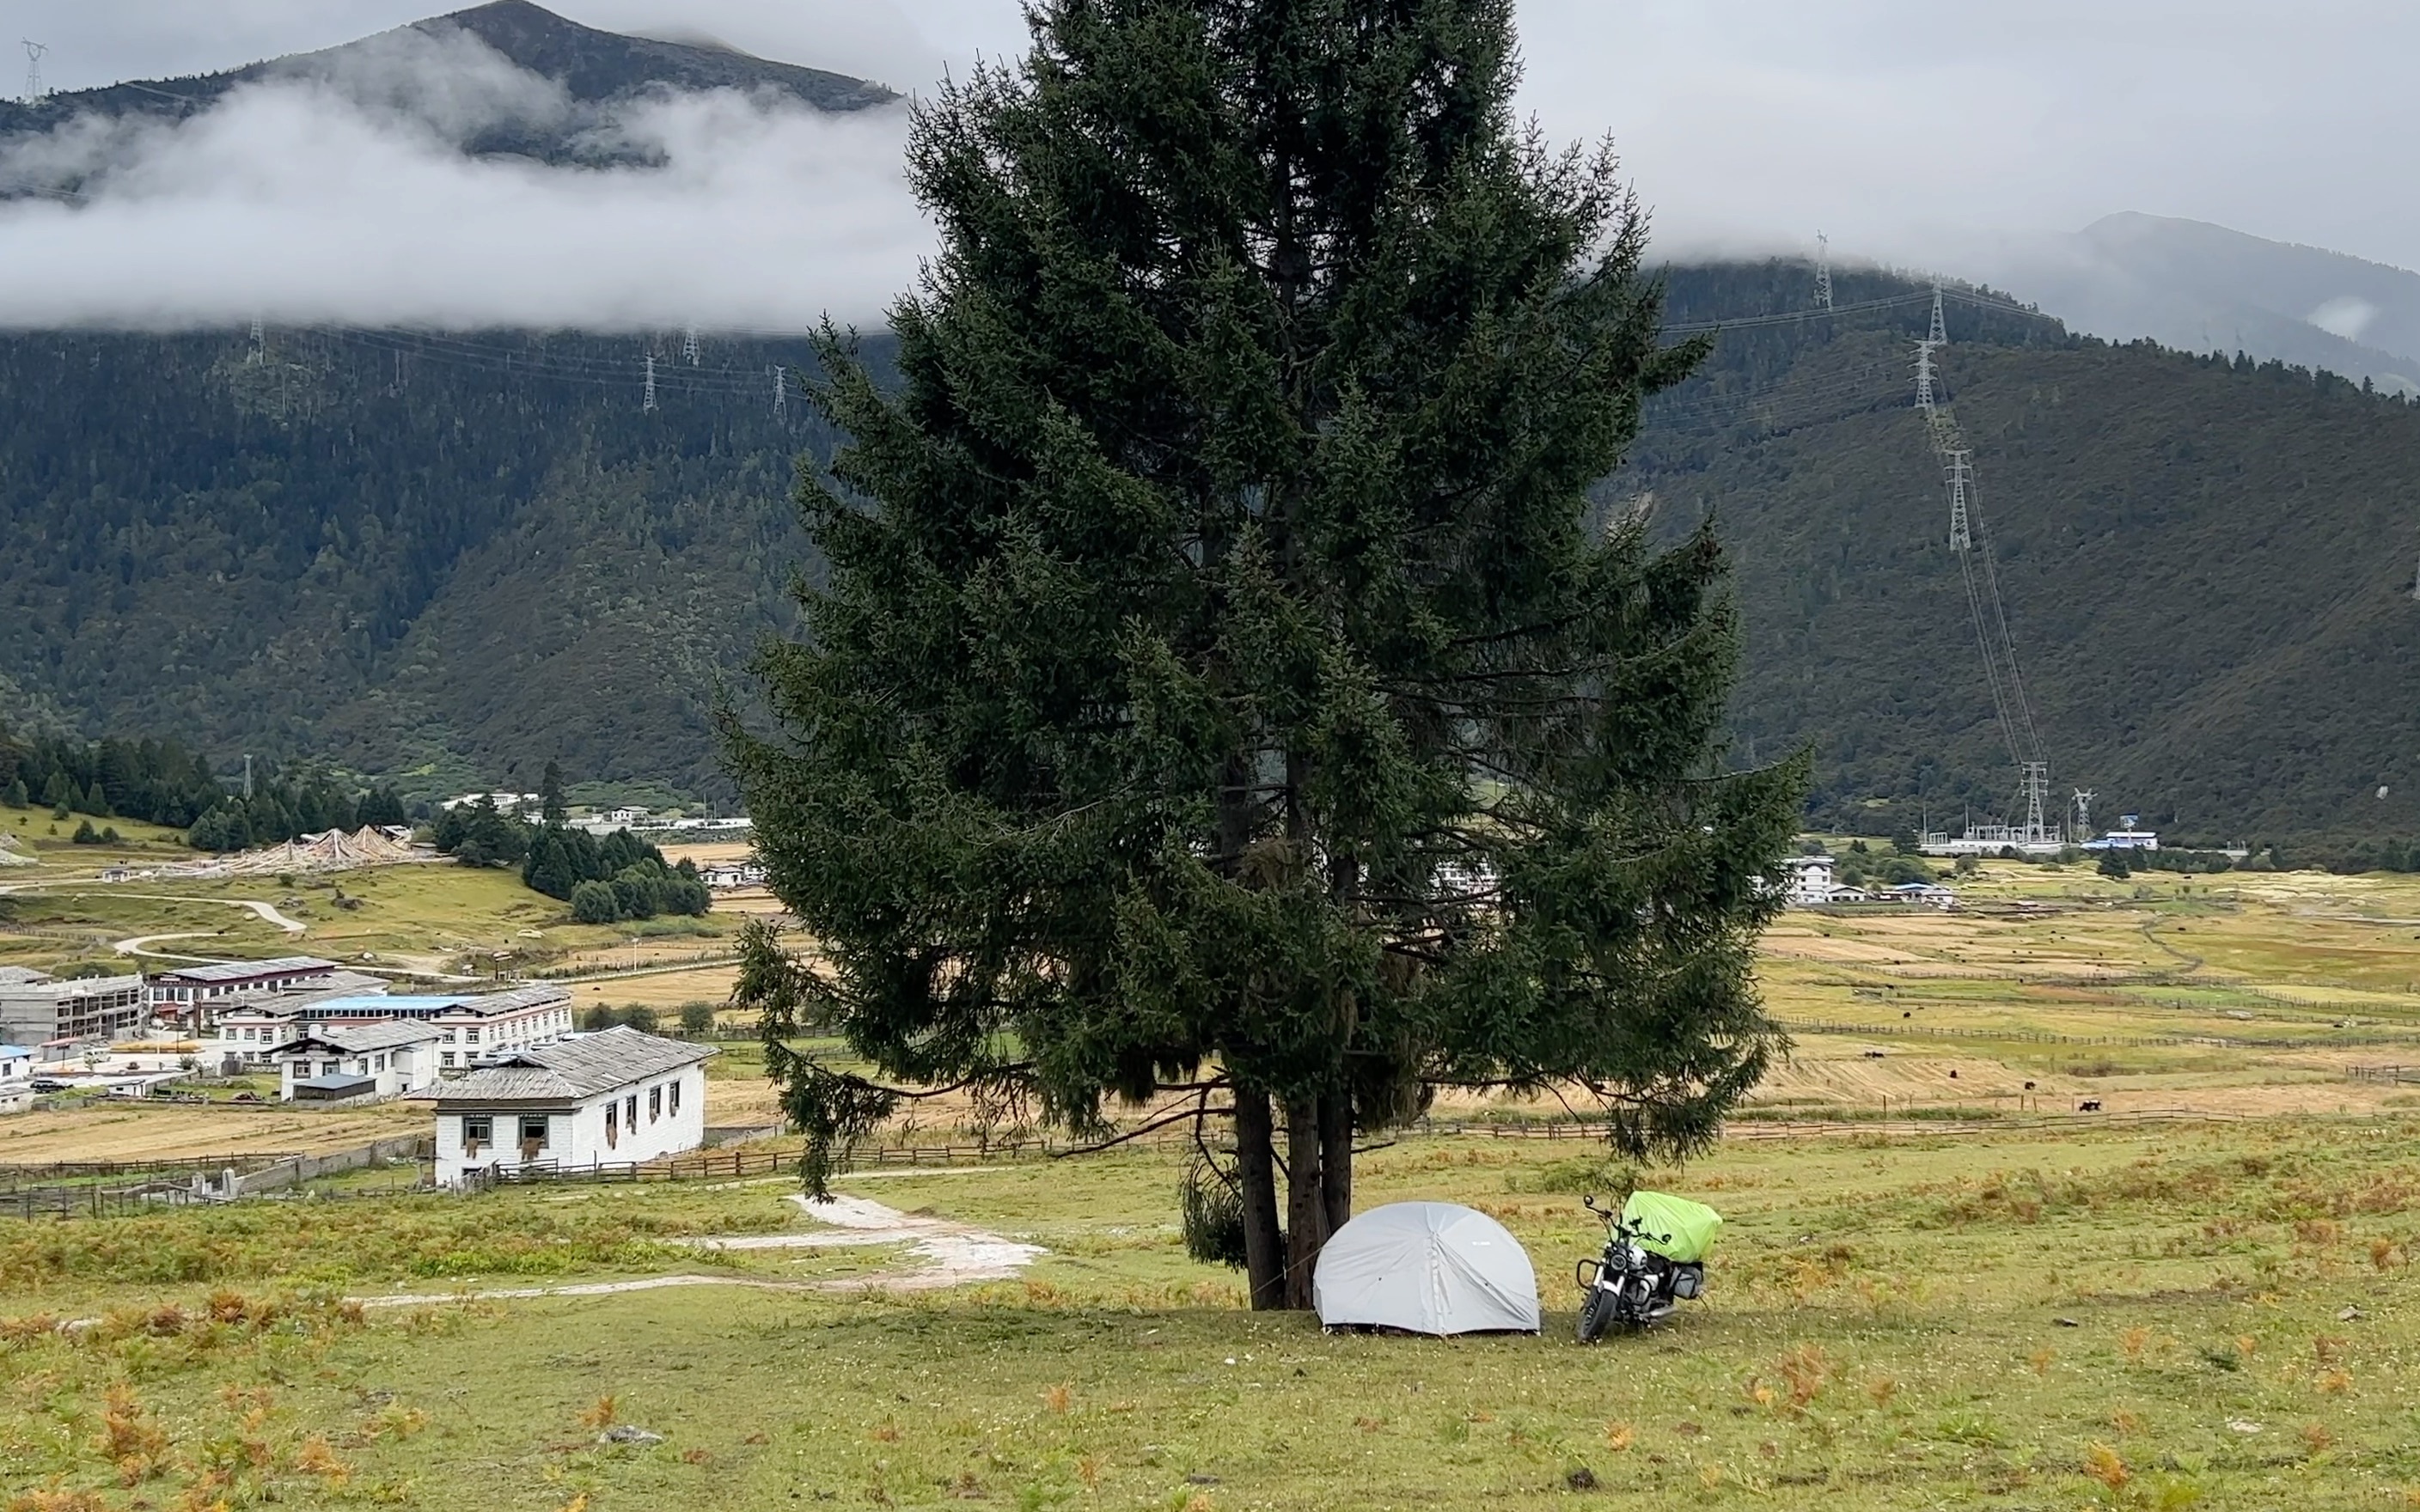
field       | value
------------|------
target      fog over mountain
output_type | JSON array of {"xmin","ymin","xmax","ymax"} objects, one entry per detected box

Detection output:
[
  {"xmin": 1980, "ymin": 215, "xmax": 2420, "ymax": 396},
  {"xmin": 0, "ymin": 3, "xmax": 922, "ymax": 330},
  {"xmin": 6, "ymin": 3, "xmax": 2418, "ymax": 333}
]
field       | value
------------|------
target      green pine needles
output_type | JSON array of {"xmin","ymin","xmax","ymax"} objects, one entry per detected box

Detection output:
[{"xmin": 727, "ymin": 0, "xmax": 1808, "ymax": 1308}]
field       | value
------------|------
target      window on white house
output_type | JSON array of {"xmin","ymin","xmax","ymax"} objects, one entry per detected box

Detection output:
[
  {"xmin": 462, "ymin": 1115, "xmax": 491, "ymax": 1155},
  {"xmin": 625, "ymin": 1094, "xmax": 638, "ymax": 1131},
  {"xmin": 669, "ymin": 1079, "xmax": 680, "ymax": 1115},
  {"xmin": 605, "ymin": 1100, "xmax": 619, "ymax": 1149},
  {"xmin": 520, "ymin": 1115, "xmax": 548, "ymax": 1152},
  {"xmin": 649, "ymin": 1085, "xmax": 661, "ymax": 1122},
  {"xmin": 466, "ymin": 1027, "xmax": 480, "ymax": 1044},
  {"xmin": 376, "ymin": 1054, "xmax": 388, "ymax": 1071},
  {"xmin": 441, "ymin": 1052, "xmax": 455, "ymax": 1068}
]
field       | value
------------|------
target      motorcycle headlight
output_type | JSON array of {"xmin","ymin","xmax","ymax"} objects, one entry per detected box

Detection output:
[{"xmin": 1623, "ymin": 1241, "xmax": 1647, "ymax": 1268}]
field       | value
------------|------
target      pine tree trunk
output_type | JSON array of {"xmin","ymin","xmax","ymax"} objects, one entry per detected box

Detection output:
[
  {"xmin": 1284, "ymin": 1095, "xmax": 1328, "ymax": 1310},
  {"xmin": 1233, "ymin": 1087, "xmax": 1286, "ymax": 1311},
  {"xmin": 1319, "ymin": 1088, "xmax": 1353, "ymax": 1235}
]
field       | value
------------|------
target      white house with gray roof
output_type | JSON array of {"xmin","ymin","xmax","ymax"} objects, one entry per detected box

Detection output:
[
  {"xmin": 267, "ymin": 1021, "xmax": 444, "ymax": 1101},
  {"xmin": 432, "ymin": 1027, "xmax": 715, "ymax": 1186}
]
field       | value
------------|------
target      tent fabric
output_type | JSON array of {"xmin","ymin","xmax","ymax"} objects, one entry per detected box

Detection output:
[
  {"xmin": 1621, "ymin": 1191, "xmax": 1723, "ymax": 1264},
  {"xmin": 1312, "ymin": 1202, "xmax": 1541, "ymax": 1335}
]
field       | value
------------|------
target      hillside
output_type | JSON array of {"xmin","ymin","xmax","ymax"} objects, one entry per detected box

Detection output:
[
  {"xmin": 1635, "ymin": 264, "xmax": 2420, "ymax": 844},
  {"xmin": 0, "ymin": 326, "xmax": 846, "ymax": 802},
  {"xmin": 2, "ymin": 265, "xmax": 2417, "ymax": 838}
]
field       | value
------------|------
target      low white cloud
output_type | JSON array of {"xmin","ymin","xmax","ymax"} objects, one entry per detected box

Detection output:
[
  {"xmin": 0, "ymin": 31, "xmax": 928, "ymax": 331},
  {"xmin": 2307, "ymin": 296, "xmax": 2380, "ymax": 343}
]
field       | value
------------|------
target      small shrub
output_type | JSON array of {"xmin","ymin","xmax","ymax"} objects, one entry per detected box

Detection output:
[
  {"xmin": 578, "ymin": 1396, "xmax": 617, "ymax": 1430},
  {"xmin": 1776, "ymin": 1344, "xmax": 1830, "ymax": 1409},
  {"xmin": 2083, "ymin": 1442, "xmax": 2130, "ymax": 1491},
  {"xmin": 1180, "ymin": 1159, "xmax": 1249, "ymax": 1269},
  {"xmin": 1042, "ymin": 1384, "xmax": 1072, "ymax": 1415}
]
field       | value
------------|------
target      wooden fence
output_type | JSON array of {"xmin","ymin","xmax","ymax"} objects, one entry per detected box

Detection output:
[
  {"xmin": 2348, "ymin": 1065, "xmax": 2420, "ymax": 1085},
  {"xmin": 0, "ymin": 1152, "xmax": 303, "ymax": 1183},
  {"xmin": 1776, "ymin": 1018, "xmax": 2420, "ymax": 1050},
  {"xmin": 0, "ymin": 1184, "xmax": 212, "ymax": 1221}
]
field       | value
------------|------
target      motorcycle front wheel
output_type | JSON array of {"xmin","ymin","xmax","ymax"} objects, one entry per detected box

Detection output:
[{"xmin": 1577, "ymin": 1285, "xmax": 1617, "ymax": 1344}]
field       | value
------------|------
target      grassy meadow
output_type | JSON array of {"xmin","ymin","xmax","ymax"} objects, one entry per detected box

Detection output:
[
  {"xmin": 6, "ymin": 1122, "xmax": 2420, "ymax": 1510},
  {"xmin": 8, "ymin": 849, "xmax": 2420, "ymax": 1505}
]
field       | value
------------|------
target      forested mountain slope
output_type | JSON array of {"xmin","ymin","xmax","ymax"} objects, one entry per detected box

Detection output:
[
  {"xmin": 0, "ymin": 327, "xmax": 844, "ymax": 801},
  {"xmin": 3, "ymin": 265, "xmax": 2416, "ymax": 838},
  {"xmin": 1635, "ymin": 265, "xmax": 2420, "ymax": 844}
]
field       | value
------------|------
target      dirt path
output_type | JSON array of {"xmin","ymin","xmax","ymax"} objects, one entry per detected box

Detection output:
[
  {"xmin": 342, "ymin": 1193, "xmax": 1044, "ymax": 1311},
  {"xmin": 107, "ymin": 895, "xmax": 311, "ymax": 962},
  {"xmin": 112, "ymin": 931, "xmax": 230, "ymax": 964}
]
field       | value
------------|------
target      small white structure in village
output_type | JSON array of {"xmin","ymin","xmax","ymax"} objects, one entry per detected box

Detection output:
[
  {"xmin": 1887, "ymin": 881, "xmax": 1959, "ymax": 910},
  {"xmin": 433, "ymin": 1027, "xmax": 715, "ymax": 1186},
  {"xmin": 700, "ymin": 859, "xmax": 767, "ymax": 890},
  {"xmin": 0, "ymin": 1043, "xmax": 32, "ymax": 1116},
  {"xmin": 1779, "ymin": 855, "xmax": 1836, "ymax": 906},
  {"xmin": 268, "ymin": 1021, "xmax": 443, "ymax": 1101}
]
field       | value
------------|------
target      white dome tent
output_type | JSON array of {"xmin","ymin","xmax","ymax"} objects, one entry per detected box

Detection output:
[{"xmin": 1312, "ymin": 1202, "xmax": 1541, "ymax": 1336}]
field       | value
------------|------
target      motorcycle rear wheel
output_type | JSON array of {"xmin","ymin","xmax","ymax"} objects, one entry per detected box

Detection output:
[{"xmin": 1577, "ymin": 1285, "xmax": 1617, "ymax": 1344}]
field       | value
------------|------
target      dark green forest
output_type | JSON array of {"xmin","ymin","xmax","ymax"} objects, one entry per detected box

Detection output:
[
  {"xmin": 4, "ymin": 263, "xmax": 2417, "ymax": 841},
  {"xmin": 1629, "ymin": 263, "xmax": 2420, "ymax": 845},
  {"xmin": 0, "ymin": 326, "xmax": 852, "ymax": 803}
]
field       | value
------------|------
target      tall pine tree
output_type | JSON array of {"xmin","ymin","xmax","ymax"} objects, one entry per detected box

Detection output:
[{"xmin": 730, "ymin": 0, "xmax": 1806, "ymax": 1308}]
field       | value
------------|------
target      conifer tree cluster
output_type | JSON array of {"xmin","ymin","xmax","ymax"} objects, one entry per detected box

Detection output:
[
  {"xmin": 731, "ymin": 0, "xmax": 1805, "ymax": 1307},
  {"xmin": 0, "ymin": 726, "xmax": 226, "ymax": 829},
  {"xmin": 522, "ymin": 825, "xmax": 711, "ymax": 920}
]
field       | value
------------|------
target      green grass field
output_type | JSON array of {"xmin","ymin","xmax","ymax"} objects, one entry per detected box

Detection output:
[
  {"xmin": 6, "ymin": 1121, "xmax": 2419, "ymax": 1510},
  {"xmin": 10, "ymin": 850, "xmax": 2420, "ymax": 1507}
]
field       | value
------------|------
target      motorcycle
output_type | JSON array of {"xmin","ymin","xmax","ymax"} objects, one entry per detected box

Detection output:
[{"xmin": 1574, "ymin": 1190, "xmax": 1720, "ymax": 1342}]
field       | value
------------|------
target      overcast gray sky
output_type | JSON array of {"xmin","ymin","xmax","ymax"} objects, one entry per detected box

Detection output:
[{"xmin": 3, "ymin": 1, "xmax": 2414, "ymax": 326}]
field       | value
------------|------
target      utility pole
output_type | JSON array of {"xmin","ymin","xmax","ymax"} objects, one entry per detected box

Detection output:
[
  {"xmin": 771, "ymin": 363, "xmax": 786, "ymax": 419},
  {"xmin": 241, "ymin": 755, "xmax": 254, "ymax": 800},
  {"xmin": 682, "ymin": 324, "xmax": 700, "ymax": 367},
  {"xmin": 248, "ymin": 319, "xmax": 265, "ymax": 365},
  {"xmin": 1913, "ymin": 339, "xmax": 1939, "ymax": 415},
  {"xmin": 2021, "ymin": 760, "xmax": 2050, "ymax": 845},
  {"xmin": 21, "ymin": 40, "xmax": 45, "ymax": 104},
  {"xmin": 643, "ymin": 353, "xmax": 657, "ymax": 413},
  {"xmin": 1945, "ymin": 448, "xmax": 1973, "ymax": 552},
  {"xmin": 1814, "ymin": 231, "xmax": 1833, "ymax": 312},
  {"xmin": 1928, "ymin": 281, "xmax": 1947, "ymax": 347}
]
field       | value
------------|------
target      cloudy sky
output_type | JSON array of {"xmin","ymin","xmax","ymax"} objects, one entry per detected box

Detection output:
[{"xmin": 3, "ymin": 0, "xmax": 2413, "ymax": 327}]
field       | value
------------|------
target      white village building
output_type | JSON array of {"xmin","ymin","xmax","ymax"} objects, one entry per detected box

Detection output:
[
  {"xmin": 1778, "ymin": 855, "xmax": 1836, "ymax": 907},
  {"xmin": 1887, "ymin": 881, "xmax": 1959, "ymax": 911},
  {"xmin": 267, "ymin": 1021, "xmax": 445, "ymax": 1101},
  {"xmin": 213, "ymin": 983, "xmax": 575, "ymax": 1072},
  {"xmin": 432, "ymin": 1027, "xmax": 715, "ymax": 1186},
  {"xmin": 0, "ymin": 1043, "xmax": 32, "ymax": 1117}
]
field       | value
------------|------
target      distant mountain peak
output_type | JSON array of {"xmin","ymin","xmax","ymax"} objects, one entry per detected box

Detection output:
[{"xmin": 0, "ymin": 1, "xmax": 896, "ymax": 186}]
